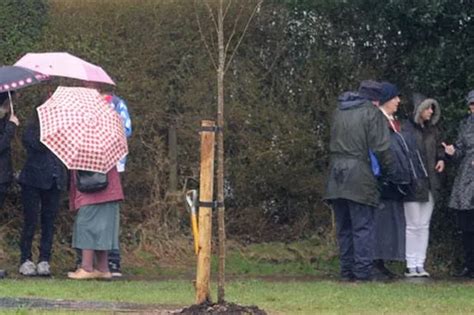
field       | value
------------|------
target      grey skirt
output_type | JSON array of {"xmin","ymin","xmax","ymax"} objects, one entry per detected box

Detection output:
[
  {"xmin": 73, "ymin": 202, "xmax": 120, "ymax": 250},
  {"xmin": 374, "ymin": 199, "xmax": 406, "ymax": 261}
]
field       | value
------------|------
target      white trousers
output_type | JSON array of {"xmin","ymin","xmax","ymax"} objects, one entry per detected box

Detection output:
[{"xmin": 403, "ymin": 192, "xmax": 434, "ymax": 268}]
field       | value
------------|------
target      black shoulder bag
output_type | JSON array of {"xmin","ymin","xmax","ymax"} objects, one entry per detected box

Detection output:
[{"xmin": 76, "ymin": 170, "xmax": 108, "ymax": 193}]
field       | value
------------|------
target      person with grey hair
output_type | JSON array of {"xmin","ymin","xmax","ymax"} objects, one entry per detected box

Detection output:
[
  {"xmin": 401, "ymin": 93, "xmax": 445, "ymax": 278},
  {"xmin": 443, "ymin": 90, "xmax": 474, "ymax": 278}
]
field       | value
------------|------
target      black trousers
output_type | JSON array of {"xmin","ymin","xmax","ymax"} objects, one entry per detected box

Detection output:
[
  {"xmin": 20, "ymin": 184, "xmax": 61, "ymax": 263},
  {"xmin": 333, "ymin": 198, "xmax": 375, "ymax": 280},
  {"xmin": 461, "ymin": 231, "xmax": 474, "ymax": 270},
  {"xmin": 457, "ymin": 211, "xmax": 474, "ymax": 270}
]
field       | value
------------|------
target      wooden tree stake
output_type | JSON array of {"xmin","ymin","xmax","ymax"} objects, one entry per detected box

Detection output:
[{"xmin": 195, "ymin": 120, "xmax": 216, "ymax": 304}]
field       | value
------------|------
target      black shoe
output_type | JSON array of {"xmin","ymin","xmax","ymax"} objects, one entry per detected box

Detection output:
[
  {"xmin": 454, "ymin": 268, "xmax": 474, "ymax": 278},
  {"xmin": 108, "ymin": 261, "xmax": 122, "ymax": 278},
  {"xmin": 340, "ymin": 275, "xmax": 355, "ymax": 282},
  {"xmin": 374, "ymin": 260, "xmax": 397, "ymax": 279},
  {"xmin": 372, "ymin": 266, "xmax": 393, "ymax": 281}
]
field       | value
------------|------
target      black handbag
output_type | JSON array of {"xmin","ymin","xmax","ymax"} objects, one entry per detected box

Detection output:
[{"xmin": 76, "ymin": 170, "xmax": 108, "ymax": 193}]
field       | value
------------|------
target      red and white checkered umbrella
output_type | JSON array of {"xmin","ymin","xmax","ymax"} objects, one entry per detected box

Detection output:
[{"xmin": 37, "ymin": 86, "xmax": 128, "ymax": 173}]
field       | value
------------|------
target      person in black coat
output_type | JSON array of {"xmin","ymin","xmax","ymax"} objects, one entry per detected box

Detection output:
[
  {"xmin": 0, "ymin": 92, "xmax": 19, "ymax": 279},
  {"xmin": 0, "ymin": 92, "xmax": 19, "ymax": 208},
  {"xmin": 18, "ymin": 108, "xmax": 67, "ymax": 276}
]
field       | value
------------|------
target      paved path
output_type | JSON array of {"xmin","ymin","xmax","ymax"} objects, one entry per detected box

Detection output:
[{"xmin": 0, "ymin": 297, "xmax": 182, "ymax": 313}]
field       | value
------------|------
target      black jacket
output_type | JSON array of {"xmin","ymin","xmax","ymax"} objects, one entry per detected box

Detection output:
[
  {"xmin": 401, "ymin": 96, "xmax": 444, "ymax": 202},
  {"xmin": 18, "ymin": 121, "xmax": 67, "ymax": 190},
  {"xmin": 0, "ymin": 119, "xmax": 16, "ymax": 184}
]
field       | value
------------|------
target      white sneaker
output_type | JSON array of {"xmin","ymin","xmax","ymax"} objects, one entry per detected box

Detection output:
[
  {"xmin": 416, "ymin": 266, "xmax": 430, "ymax": 277},
  {"xmin": 37, "ymin": 261, "xmax": 51, "ymax": 276},
  {"xmin": 404, "ymin": 267, "xmax": 418, "ymax": 278},
  {"xmin": 19, "ymin": 260, "xmax": 37, "ymax": 276}
]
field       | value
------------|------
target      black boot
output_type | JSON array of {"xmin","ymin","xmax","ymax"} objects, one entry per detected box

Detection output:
[{"xmin": 373, "ymin": 259, "xmax": 397, "ymax": 279}]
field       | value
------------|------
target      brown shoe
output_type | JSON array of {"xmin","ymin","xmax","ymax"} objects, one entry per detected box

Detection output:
[
  {"xmin": 67, "ymin": 268, "xmax": 97, "ymax": 280},
  {"xmin": 93, "ymin": 269, "xmax": 112, "ymax": 279}
]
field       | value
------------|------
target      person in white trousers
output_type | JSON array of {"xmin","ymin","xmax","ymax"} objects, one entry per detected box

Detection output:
[{"xmin": 401, "ymin": 93, "xmax": 445, "ymax": 278}]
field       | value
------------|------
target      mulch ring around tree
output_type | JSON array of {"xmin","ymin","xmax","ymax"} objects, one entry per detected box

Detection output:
[{"xmin": 178, "ymin": 301, "xmax": 267, "ymax": 315}]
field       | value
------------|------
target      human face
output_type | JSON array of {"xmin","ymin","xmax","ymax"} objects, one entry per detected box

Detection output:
[
  {"xmin": 381, "ymin": 96, "xmax": 400, "ymax": 115},
  {"xmin": 469, "ymin": 103, "xmax": 474, "ymax": 114},
  {"xmin": 420, "ymin": 105, "xmax": 434, "ymax": 122}
]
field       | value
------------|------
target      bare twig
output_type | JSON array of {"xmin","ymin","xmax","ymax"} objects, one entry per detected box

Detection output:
[
  {"xmin": 194, "ymin": 0, "xmax": 218, "ymax": 70},
  {"xmin": 224, "ymin": 0, "xmax": 245, "ymax": 58},
  {"xmin": 224, "ymin": 0, "xmax": 262, "ymax": 73},
  {"xmin": 204, "ymin": 0, "xmax": 219, "ymax": 34},
  {"xmin": 223, "ymin": 0, "xmax": 233, "ymax": 20}
]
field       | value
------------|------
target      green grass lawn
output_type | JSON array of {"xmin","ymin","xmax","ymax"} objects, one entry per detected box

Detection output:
[
  {"xmin": 0, "ymin": 240, "xmax": 470, "ymax": 314},
  {"xmin": 1, "ymin": 278, "xmax": 474, "ymax": 314}
]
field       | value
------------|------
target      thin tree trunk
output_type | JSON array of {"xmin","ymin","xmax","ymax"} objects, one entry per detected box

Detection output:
[{"xmin": 216, "ymin": 0, "xmax": 226, "ymax": 304}]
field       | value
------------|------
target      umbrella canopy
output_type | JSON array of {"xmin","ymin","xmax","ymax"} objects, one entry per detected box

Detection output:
[
  {"xmin": 0, "ymin": 65, "xmax": 48, "ymax": 92},
  {"xmin": 37, "ymin": 86, "xmax": 127, "ymax": 173},
  {"xmin": 15, "ymin": 52, "xmax": 115, "ymax": 85}
]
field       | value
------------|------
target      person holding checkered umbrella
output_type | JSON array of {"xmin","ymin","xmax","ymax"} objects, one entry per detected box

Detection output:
[
  {"xmin": 18, "ymin": 100, "xmax": 67, "ymax": 277},
  {"xmin": 35, "ymin": 86, "xmax": 127, "ymax": 279}
]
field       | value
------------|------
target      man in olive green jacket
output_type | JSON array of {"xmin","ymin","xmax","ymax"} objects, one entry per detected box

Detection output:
[{"xmin": 325, "ymin": 81, "xmax": 395, "ymax": 281}]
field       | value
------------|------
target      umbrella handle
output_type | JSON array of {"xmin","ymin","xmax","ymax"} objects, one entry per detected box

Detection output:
[{"xmin": 7, "ymin": 91, "xmax": 14, "ymax": 116}]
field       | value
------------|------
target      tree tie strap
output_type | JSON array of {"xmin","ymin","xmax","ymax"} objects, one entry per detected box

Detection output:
[{"xmin": 198, "ymin": 201, "xmax": 225, "ymax": 209}]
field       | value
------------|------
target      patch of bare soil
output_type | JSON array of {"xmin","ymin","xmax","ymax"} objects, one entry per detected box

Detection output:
[{"xmin": 177, "ymin": 301, "xmax": 267, "ymax": 315}]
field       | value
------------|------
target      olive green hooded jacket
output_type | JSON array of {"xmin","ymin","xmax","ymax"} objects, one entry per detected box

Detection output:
[{"xmin": 325, "ymin": 92, "xmax": 394, "ymax": 207}]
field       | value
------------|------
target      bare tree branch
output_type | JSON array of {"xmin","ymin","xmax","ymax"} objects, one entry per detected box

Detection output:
[
  {"xmin": 223, "ymin": 0, "xmax": 245, "ymax": 58},
  {"xmin": 224, "ymin": 0, "xmax": 262, "ymax": 73},
  {"xmin": 204, "ymin": 0, "xmax": 219, "ymax": 34},
  {"xmin": 223, "ymin": 0, "xmax": 233, "ymax": 20},
  {"xmin": 194, "ymin": 0, "xmax": 218, "ymax": 70}
]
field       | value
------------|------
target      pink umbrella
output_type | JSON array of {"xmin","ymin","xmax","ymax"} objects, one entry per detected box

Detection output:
[
  {"xmin": 15, "ymin": 52, "xmax": 115, "ymax": 85},
  {"xmin": 37, "ymin": 86, "xmax": 127, "ymax": 173}
]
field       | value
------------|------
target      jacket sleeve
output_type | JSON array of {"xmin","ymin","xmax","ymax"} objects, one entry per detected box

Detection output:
[
  {"xmin": 450, "ymin": 120, "xmax": 469, "ymax": 161},
  {"xmin": 367, "ymin": 109, "xmax": 395, "ymax": 179},
  {"xmin": 434, "ymin": 126, "xmax": 446, "ymax": 162},
  {"xmin": 22, "ymin": 123, "xmax": 47, "ymax": 152},
  {"xmin": 0, "ymin": 121, "xmax": 16, "ymax": 154}
]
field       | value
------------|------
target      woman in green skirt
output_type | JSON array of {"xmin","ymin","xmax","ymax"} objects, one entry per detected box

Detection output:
[{"xmin": 67, "ymin": 167, "xmax": 123, "ymax": 280}]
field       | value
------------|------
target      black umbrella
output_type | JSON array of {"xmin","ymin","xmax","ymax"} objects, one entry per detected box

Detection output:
[
  {"xmin": 0, "ymin": 65, "xmax": 48, "ymax": 93},
  {"xmin": 0, "ymin": 65, "xmax": 49, "ymax": 114}
]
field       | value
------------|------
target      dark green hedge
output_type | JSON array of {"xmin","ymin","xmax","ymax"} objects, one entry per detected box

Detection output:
[{"xmin": 1, "ymin": 0, "xmax": 473, "ymax": 270}]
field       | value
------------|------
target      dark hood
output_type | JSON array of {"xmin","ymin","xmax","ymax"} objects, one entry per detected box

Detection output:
[{"xmin": 337, "ymin": 91, "xmax": 368, "ymax": 110}]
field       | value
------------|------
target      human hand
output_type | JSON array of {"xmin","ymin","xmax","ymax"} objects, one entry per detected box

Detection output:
[
  {"xmin": 442, "ymin": 142, "xmax": 455, "ymax": 156},
  {"xmin": 9, "ymin": 113, "xmax": 19, "ymax": 126},
  {"xmin": 435, "ymin": 160, "xmax": 445, "ymax": 173}
]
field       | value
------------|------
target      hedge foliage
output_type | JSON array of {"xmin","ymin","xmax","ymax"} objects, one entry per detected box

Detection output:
[{"xmin": 0, "ymin": 0, "xmax": 473, "ymax": 268}]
